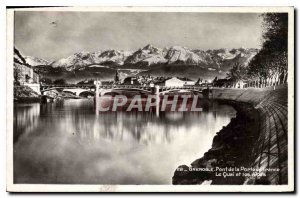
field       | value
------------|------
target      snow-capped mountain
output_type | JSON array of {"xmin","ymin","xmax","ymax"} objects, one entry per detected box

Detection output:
[
  {"xmin": 14, "ymin": 48, "xmax": 27, "ymax": 66},
  {"xmin": 13, "ymin": 47, "xmax": 50, "ymax": 67},
  {"xmin": 15, "ymin": 45, "xmax": 259, "ymax": 72},
  {"xmin": 93, "ymin": 50, "xmax": 132, "ymax": 66},
  {"xmin": 124, "ymin": 45, "xmax": 258, "ymax": 68},
  {"xmin": 51, "ymin": 50, "xmax": 133, "ymax": 71},
  {"xmin": 165, "ymin": 46, "xmax": 207, "ymax": 65},
  {"xmin": 24, "ymin": 56, "xmax": 50, "ymax": 66},
  {"xmin": 124, "ymin": 44, "xmax": 167, "ymax": 66},
  {"xmin": 206, "ymin": 48, "xmax": 259, "ymax": 69},
  {"xmin": 51, "ymin": 51, "xmax": 94, "ymax": 71},
  {"xmin": 14, "ymin": 45, "xmax": 259, "ymax": 83}
]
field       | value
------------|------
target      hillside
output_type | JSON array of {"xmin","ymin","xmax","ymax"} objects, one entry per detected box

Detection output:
[{"xmin": 138, "ymin": 64, "xmax": 227, "ymax": 81}]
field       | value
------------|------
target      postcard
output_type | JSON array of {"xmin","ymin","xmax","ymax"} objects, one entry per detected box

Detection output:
[{"xmin": 6, "ymin": 6, "xmax": 294, "ymax": 192}]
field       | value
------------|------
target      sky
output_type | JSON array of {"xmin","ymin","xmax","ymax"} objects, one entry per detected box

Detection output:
[{"xmin": 14, "ymin": 11, "xmax": 264, "ymax": 61}]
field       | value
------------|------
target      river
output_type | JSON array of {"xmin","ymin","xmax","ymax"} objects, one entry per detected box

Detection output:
[{"xmin": 13, "ymin": 98, "xmax": 236, "ymax": 184}]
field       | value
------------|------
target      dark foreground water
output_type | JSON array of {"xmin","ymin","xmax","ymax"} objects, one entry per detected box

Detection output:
[{"xmin": 13, "ymin": 99, "xmax": 236, "ymax": 184}]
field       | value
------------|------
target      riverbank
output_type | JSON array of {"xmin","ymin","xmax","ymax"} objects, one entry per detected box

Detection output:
[
  {"xmin": 173, "ymin": 84, "xmax": 288, "ymax": 185},
  {"xmin": 14, "ymin": 85, "xmax": 85, "ymax": 103},
  {"xmin": 14, "ymin": 86, "xmax": 41, "ymax": 102}
]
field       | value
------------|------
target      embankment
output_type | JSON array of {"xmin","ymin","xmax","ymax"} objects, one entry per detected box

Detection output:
[
  {"xmin": 173, "ymin": 84, "xmax": 288, "ymax": 185},
  {"xmin": 14, "ymin": 86, "xmax": 41, "ymax": 102}
]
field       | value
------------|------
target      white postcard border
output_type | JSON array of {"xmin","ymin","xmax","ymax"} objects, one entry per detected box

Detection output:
[{"xmin": 6, "ymin": 6, "xmax": 295, "ymax": 192}]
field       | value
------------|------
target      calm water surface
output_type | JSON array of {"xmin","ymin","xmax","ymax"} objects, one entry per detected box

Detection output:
[{"xmin": 13, "ymin": 99, "xmax": 236, "ymax": 184}]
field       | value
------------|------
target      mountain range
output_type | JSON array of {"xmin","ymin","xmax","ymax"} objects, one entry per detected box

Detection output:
[{"xmin": 14, "ymin": 45, "xmax": 259, "ymax": 82}]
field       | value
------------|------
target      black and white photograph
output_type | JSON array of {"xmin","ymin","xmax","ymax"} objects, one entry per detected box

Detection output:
[{"xmin": 6, "ymin": 6, "xmax": 294, "ymax": 192}]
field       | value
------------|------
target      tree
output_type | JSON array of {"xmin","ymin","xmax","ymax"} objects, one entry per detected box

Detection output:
[
  {"xmin": 114, "ymin": 70, "xmax": 120, "ymax": 83},
  {"xmin": 247, "ymin": 13, "xmax": 288, "ymax": 84},
  {"xmin": 40, "ymin": 78, "xmax": 52, "ymax": 84},
  {"xmin": 212, "ymin": 76, "xmax": 218, "ymax": 83},
  {"xmin": 14, "ymin": 64, "xmax": 23, "ymax": 85},
  {"xmin": 227, "ymin": 63, "xmax": 248, "ymax": 81},
  {"xmin": 261, "ymin": 13, "xmax": 288, "ymax": 53},
  {"xmin": 53, "ymin": 79, "xmax": 66, "ymax": 85}
]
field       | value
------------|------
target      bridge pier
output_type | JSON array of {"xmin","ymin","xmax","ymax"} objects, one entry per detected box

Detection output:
[
  {"xmin": 94, "ymin": 81, "xmax": 101, "ymax": 115},
  {"xmin": 155, "ymin": 85, "xmax": 160, "ymax": 117}
]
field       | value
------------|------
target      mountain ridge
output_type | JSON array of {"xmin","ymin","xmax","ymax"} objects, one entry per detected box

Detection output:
[
  {"xmin": 19, "ymin": 44, "xmax": 258, "ymax": 71},
  {"xmin": 14, "ymin": 45, "xmax": 259, "ymax": 83}
]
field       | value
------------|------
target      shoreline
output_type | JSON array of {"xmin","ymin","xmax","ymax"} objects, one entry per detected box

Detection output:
[
  {"xmin": 14, "ymin": 97, "xmax": 41, "ymax": 103},
  {"xmin": 172, "ymin": 85, "xmax": 288, "ymax": 185}
]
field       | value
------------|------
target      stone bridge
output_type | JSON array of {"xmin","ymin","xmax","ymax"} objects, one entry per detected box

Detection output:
[
  {"xmin": 63, "ymin": 88, "xmax": 94, "ymax": 96},
  {"xmin": 41, "ymin": 84, "xmax": 207, "ymax": 96}
]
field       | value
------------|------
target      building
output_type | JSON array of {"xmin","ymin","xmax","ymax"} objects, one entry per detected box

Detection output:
[
  {"xmin": 178, "ymin": 77, "xmax": 195, "ymax": 86},
  {"xmin": 122, "ymin": 76, "xmax": 141, "ymax": 85},
  {"xmin": 234, "ymin": 80, "xmax": 247, "ymax": 88},
  {"xmin": 15, "ymin": 63, "xmax": 40, "ymax": 94},
  {"xmin": 101, "ymin": 80, "xmax": 114, "ymax": 86},
  {"xmin": 212, "ymin": 77, "xmax": 247, "ymax": 88},
  {"xmin": 14, "ymin": 47, "xmax": 40, "ymax": 94},
  {"xmin": 213, "ymin": 78, "xmax": 233, "ymax": 88},
  {"xmin": 77, "ymin": 79, "xmax": 95, "ymax": 85},
  {"xmin": 14, "ymin": 63, "xmax": 39, "ymax": 84},
  {"xmin": 164, "ymin": 77, "xmax": 195, "ymax": 87}
]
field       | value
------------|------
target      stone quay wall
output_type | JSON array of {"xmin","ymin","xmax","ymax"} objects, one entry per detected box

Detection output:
[{"xmin": 173, "ymin": 84, "xmax": 289, "ymax": 185}]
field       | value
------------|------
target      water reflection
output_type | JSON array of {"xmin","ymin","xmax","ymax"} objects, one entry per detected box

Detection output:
[
  {"xmin": 13, "ymin": 103, "xmax": 40, "ymax": 143},
  {"xmin": 13, "ymin": 99, "xmax": 236, "ymax": 184}
]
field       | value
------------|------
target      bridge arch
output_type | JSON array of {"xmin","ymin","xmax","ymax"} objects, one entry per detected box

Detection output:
[
  {"xmin": 63, "ymin": 88, "xmax": 92, "ymax": 96},
  {"xmin": 78, "ymin": 91, "xmax": 95, "ymax": 98}
]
